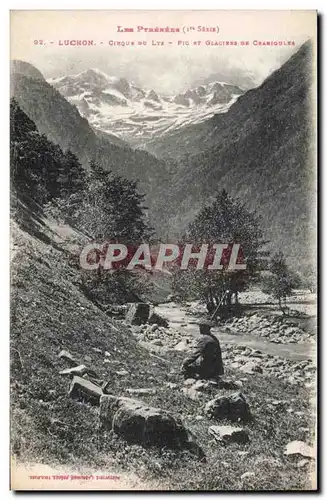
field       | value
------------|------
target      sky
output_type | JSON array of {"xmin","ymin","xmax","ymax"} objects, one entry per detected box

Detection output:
[{"xmin": 10, "ymin": 10, "xmax": 316, "ymax": 93}]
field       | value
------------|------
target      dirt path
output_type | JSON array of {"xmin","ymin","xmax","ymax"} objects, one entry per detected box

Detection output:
[{"xmin": 155, "ymin": 303, "xmax": 315, "ymax": 362}]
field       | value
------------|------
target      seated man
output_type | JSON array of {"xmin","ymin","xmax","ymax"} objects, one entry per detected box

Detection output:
[{"xmin": 181, "ymin": 321, "xmax": 224, "ymax": 380}]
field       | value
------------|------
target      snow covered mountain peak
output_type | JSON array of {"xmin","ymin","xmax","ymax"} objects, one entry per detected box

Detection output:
[{"xmin": 49, "ymin": 69, "xmax": 244, "ymax": 145}]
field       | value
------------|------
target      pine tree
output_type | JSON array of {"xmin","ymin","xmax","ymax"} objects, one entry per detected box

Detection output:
[
  {"xmin": 78, "ymin": 162, "xmax": 152, "ymax": 243},
  {"xmin": 262, "ymin": 252, "xmax": 300, "ymax": 314}
]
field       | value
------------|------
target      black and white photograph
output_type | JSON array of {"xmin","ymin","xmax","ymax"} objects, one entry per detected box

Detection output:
[{"xmin": 9, "ymin": 9, "xmax": 317, "ymax": 491}]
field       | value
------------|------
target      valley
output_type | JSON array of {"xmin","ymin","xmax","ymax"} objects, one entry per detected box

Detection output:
[{"xmin": 10, "ymin": 37, "xmax": 317, "ymax": 491}]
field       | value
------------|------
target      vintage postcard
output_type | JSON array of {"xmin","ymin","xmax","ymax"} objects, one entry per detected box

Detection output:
[{"xmin": 10, "ymin": 10, "xmax": 317, "ymax": 491}]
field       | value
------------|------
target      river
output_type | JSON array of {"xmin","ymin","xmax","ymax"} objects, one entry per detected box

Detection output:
[{"xmin": 155, "ymin": 302, "xmax": 316, "ymax": 362}]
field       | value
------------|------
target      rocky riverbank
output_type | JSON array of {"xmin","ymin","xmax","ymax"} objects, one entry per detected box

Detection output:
[
  {"xmin": 223, "ymin": 313, "xmax": 316, "ymax": 345},
  {"xmin": 125, "ymin": 315, "xmax": 316, "ymax": 388}
]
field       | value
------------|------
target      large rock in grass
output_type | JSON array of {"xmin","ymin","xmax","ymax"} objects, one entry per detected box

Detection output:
[
  {"xmin": 100, "ymin": 395, "xmax": 188, "ymax": 447},
  {"xmin": 125, "ymin": 303, "xmax": 150, "ymax": 325},
  {"xmin": 69, "ymin": 376, "xmax": 103, "ymax": 406},
  {"xmin": 205, "ymin": 392, "xmax": 251, "ymax": 422}
]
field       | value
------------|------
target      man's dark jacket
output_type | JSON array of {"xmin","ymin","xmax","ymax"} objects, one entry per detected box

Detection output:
[{"xmin": 182, "ymin": 333, "xmax": 224, "ymax": 378}]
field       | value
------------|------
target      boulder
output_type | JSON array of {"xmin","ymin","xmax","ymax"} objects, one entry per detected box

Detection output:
[
  {"xmin": 125, "ymin": 303, "xmax": 150, "ymax": 325},
  {"xmin": 148, "ymin": 312, "xmax": 169, "ymax": 327},
  {"xmin": 69, "ymin": 376, "xmax": 103, "ymax": 405},
  {"xmin": 209, "ymin": 425, "xmax": 249, "ymax": 444},
  {"xmin": 100, "ymin": 395, "xmax": 188, "ymax": 447},
  {"xmin": 205, "ymin": 392, "xmax": 251, "ymax": 422},
  {"xmin": 284, "ymin": 440, "xmax": 315, "ymax": 459}
]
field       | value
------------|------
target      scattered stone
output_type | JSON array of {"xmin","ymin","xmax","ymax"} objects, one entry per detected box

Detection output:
[
  {"xmin": 184, "ymin": 378, "xmax": 196, "ymax": 386},
  {"xmin": 59, "ymin": 365, "xmax": 87, "ymax": 376},
  {"xmin": 116, "ymin": 369, "xmax": 129, "ymax": 377},
  {"xmin": 298, "ymin": 427, "xmax": 310, "ymax": 433},
  {"xmin": 103, "ymin": 304, "xmax": 127, "ymax": 318},
  {"xmin": 126, "ymin": 388, "xmax": 157, "ymax": 396},
  {"xmin": 192, "ymin": 380, "xmax": 210, "ymax": 392},
  {"xmin": 69, "ymin": 376, "xmax": 103, "ymax": 405},
  {"xmin": 240, "ymin": 362, "xmax": 263, "ymax": 374},
  {"xmin": 270, "ymin": 400, "xmax": 288, "ymax": 408},
  {"xmin": 284, "ymin": 441, "xmax": 315, "ymax": 459},
  {"xmin": 182, "ymin": 387, "xmax": 200, "ymax": 401},
  {"xmin": 150, "ymin": 338, "xmax": 163, "ymax": 346},
  {"xmin": 84, "ymin": 355, "xmax": 92, "ymax": 362},
  {"xmin": 297, "ymin": 459, "xmax": 310, "ymax": 468},
  {"xmin": 139, "ymin": 341, "xmax": 168, "ymax": 355},
  {"xmin": 209, "ymin": 425, "xmax": 249, "ymax": 444},
  {"xmin": 216, "ymin": 378, "xmax": 242, "ymax": 390},
  {"xmin": 174, "ymin": 340, "xmax": 190, "ymax": 351},
  {"xmin": 241, "ymin": 472, "xmax": 255, "ymax": 480},
  {"xmin": 148, "ymin": 312, "xmax": 169, "ymax": 328},
  {"xmin": 166, "ymin": 382, "xmax": 178, "ymax": 390},
  {"xmin": 105, "ymin": 351, "xmax": 111, "ymax": 357},
  {"xmin": 125, "ymin": 303, "xmax": 150, "ymax": 325},
  {"xmin": 205, "ymin": 392, "xmax": 251, "ymax": 422},
  {"xmin": 100, "ymin": 395, "xmax": 188, "ymax": 447},
  {"xmin": 92, "ymin": 348, "xmax": 102, "ymax": 354},
  {"xmin": 58, "ymin": 350, "xmax": 78, "ymax": 366}
]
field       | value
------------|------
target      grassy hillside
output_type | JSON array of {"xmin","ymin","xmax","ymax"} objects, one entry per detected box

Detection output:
[{"xmin": 10, "ymin": 201, "xmax": 316, "ymax": 490}]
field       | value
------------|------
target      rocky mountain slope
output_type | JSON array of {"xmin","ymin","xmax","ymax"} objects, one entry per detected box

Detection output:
[
  {"xmin": 10, "ymin": 60, "xmax": 173, "ymax": 228},
  {"xmin": 49, "ymin": 68, "xmax": 243, "ymax": 145},
  {"xmin": 147, "ymin": 41, "xmax": 316, "ymax": 272}
]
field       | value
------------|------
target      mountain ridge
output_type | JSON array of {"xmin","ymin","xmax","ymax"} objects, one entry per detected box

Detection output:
[
  {"xmin": 49, "ymin": 68, "xmax": 244, "ymax": 144},
  {"xmin": 10, "ymin": 60, "xmax": 172, "ymax": 230},
  {"xmin": 147, "ymin": 40, "xmax": 316, "ymax": 272}
]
